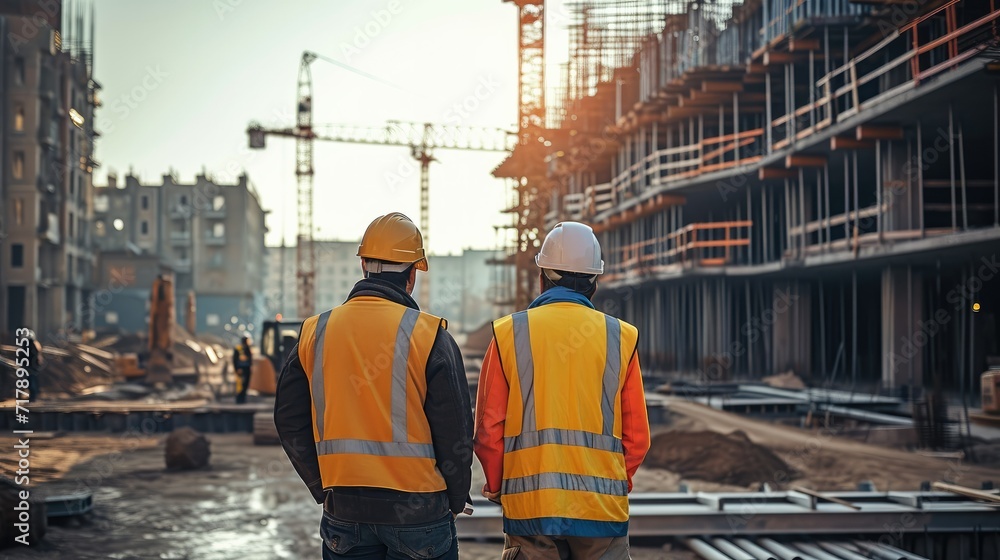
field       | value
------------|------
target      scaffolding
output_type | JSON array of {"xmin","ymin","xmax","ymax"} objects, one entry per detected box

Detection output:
[{"xmin": 501, "ymin": 0, "xmax": 1000, "ymax": 398}]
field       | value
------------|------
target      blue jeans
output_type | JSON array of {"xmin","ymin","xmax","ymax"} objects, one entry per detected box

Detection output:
[{"xmin": 320, "ymin": 511, "xmax": 458, "ymax": 560}]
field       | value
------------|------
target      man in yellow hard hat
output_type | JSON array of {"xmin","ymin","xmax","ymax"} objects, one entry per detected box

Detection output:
[
  {"xmin": 475, "ymin": 221, "xmax": 650, "ymax": 559},
  {"xmin": 275, "ymin": 212, "xmax": 473, "ymax": 560}
]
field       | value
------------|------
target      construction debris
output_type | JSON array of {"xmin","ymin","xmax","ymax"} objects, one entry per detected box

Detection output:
[
  {"xmin": 761, "ymin": 372, "xmax": 807, "ymax": 390},
  {"xmin": 164, "ymin": 427, "xmax": 211, "ymax": 470},
  {"xmin": 0, "ymin": 324, "xmax": 229, "ymax": 399},
  {"xmin": 645, "ymin": 430, "xmax": 797, "ymax": 487}
]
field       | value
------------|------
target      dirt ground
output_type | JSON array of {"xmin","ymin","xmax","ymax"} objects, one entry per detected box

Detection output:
[{"xmin": 1, "ymin": 399, "xmax": 999, "ymax": 559}]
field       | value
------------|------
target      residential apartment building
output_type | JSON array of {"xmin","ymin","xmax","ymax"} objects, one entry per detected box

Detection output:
[
  {"xmin": 0, "ymin": 2, "xmax": 99, "ymax": 338},
  {"xmin": 266, "ymin": 244, "xmax": 499, "ymax": 332},
  {"xmin": 416, "ymin": 249, "xmax": 497, "ymax": 332},
  {"xmin": 92, "ymin": 171, "xmax": 267, "ymax": 339},
  {"xmin": 264, "ymin": 240, "xmax": 360, "ymax": 321}
]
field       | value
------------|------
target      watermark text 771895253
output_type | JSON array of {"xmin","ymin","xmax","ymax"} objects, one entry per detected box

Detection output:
[{"xmin": 12, "ymin": 327, "xmax": 34, "ymax": 545}]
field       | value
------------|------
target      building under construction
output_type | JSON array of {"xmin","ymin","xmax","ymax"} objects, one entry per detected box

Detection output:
[{"xmin": 495, "ymin": 0, "xmax": 1000, "ymax": 395}]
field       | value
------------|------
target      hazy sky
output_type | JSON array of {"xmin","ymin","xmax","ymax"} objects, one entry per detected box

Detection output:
[{"xmin": 90, "ymin": 0, "xmax": 571, "ymax": 254}]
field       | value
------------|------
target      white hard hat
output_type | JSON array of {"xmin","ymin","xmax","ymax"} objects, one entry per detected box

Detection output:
[{"xmin": 535, "ymin": 221, "xmax": 604, "ymax": 275}]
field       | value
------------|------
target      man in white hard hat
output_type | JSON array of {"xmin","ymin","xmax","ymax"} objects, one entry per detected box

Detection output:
[{"xmin": 474, "ymin": 221, "xmax": 650, "ymax": 559}]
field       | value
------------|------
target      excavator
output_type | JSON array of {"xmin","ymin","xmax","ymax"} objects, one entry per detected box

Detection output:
[
  {"xmin": 247, "ymin": 318, "xmax": 302, "ymax": 395},
  {"xmin": 145, "ymin": 274, "xmax": 175, "ymax": 385}
]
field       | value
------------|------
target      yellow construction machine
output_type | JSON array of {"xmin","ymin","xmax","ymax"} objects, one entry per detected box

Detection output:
[
  {"xmin": 145, "ymin": 274, "xmax": 175, "ymax": 384},
  {"xmin": 248, "ymin": 318, "xmax": 302, "ymax": 395}
]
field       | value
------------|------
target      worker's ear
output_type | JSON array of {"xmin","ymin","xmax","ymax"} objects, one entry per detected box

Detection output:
[{"xmin": 406, "ymin": 267, "xmax": 417, "ymax": 294}]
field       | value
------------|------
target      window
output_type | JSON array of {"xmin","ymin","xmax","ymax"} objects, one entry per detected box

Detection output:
[
  {"xmin": 105, "ymin": 311, "xmax": 119, "ymax": 325},
  {"xmin": 177, "ymin": 248, "xmax": 187, "ymax": 260},
  {"xmin": 212, "ymin": 195, "xmax": 225, "ymax": 211},
  {"xmin": 95, "ymin": 219, "xmax": 106, "ymax": 236},
  {"xmin": 141, "ymin": 220, "xmax": 149, "ymax": 235},
  {"xmin": 141, "ymin": 195, "xmax": 149, "ymax": 210},
  {"xmin": 213, "ymin": 223, "xmax": 225, "ymax": 237},
  {"xmin": 206, "ymin": 314, "xmax": 220, "ymax": 327},
  {"xmin": 69, "ymin": 212, "xmax": 75, "ymax": 238},
  {"xmin": 13, "ymin": 199, "xmax": 24, "ymax": 226},
  {"xmin": 94, "ymin": 195, "xmax": 108, "ymax": 212},
  {"xmin": 180, "ymin": 195, "xmax": 188, "ymax": 206},
  {"xmin": 11, "ymin": 244, "xmax": 24, "ymax": 268},
  {"xmin": 12, "ymin": 151, "xmax": 25, "ymax": 179},
  {"xmin": 14, "ymin": 57, "xmax": 25, "ymax": 85},
  {"xmin": 14, "ymin": 105, "xmax": 24, "ymax": 132}
]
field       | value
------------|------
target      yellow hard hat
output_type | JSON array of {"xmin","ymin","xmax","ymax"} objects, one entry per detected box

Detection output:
[{"xmin": 357, "ymin": 212, "xmax": 428, "ymax": 272}]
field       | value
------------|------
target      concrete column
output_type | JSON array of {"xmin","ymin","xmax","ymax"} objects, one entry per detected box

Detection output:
[
  {"xmin": 881, "ymin": 266, "xmax": 924, "ymax": 390},
  {"xmin": 771, "ymin": 280, "xmax": 812, "ymax": 376}
]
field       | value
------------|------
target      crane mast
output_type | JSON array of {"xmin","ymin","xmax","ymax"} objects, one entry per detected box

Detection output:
[
  {"xmin": 249, "ymin": 76, "xmax": 515, "ymax": 314},
  {"xmin": 295, "ymin": 52, "xmax": 318, "ymax": 319}
]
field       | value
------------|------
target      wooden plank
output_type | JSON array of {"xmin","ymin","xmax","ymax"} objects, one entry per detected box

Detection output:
[
  {"xmin": 763, "ymin": 51, "xmax": 797, "ymax": 66},
  {"xmin": 831, "ymin": 136, "xmax": 876, "ymax": 150},
  {"xmin": 791, "ymin": 486, "xmax": 862, "ymax": 510},
  {"xmin": 932, "ymin": 482, "xmax": 1000, "ymax": 504},
  {"xmin": 789, "ymin": 38, "xmax": 821, "ymax": 52},
  {"xmin": 857, "ymin": 125, "xmax": 904, "ymax": 140},
  {"xmin": 701, "ymin": 80, "xmax": 744, "ymax": 93},
  {"xmin": 681, "ymin": 89, "xmax": 733, "ymax": 105},
  {"xmin": 759, "ymin": 167, "xmax": 798, "ymax": 180},
  {"xmin": 785, "ymin": 154, "xmax": 827, "ymax": 168}
]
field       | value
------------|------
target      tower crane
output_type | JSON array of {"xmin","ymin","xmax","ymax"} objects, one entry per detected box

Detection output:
[
  {"xmin": 248, "ymin": 54, "xmax": 514, "ymax": 315},
  {"xmin": 493, "ymin": 0, "xmax": 549, "ymax": 312}
]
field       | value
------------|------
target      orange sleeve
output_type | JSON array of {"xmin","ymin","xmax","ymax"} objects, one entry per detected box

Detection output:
[
  {"xmin": 620, "ymin": 352, "xmax": 649, "ymax": 492},
  {"xmin": 474, "ymin": 338, "xmax": 508, "ymax": 494}
]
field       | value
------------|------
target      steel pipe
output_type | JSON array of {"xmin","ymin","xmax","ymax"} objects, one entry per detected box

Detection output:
[{"xmin": 685, "ymin": 537, "xmax": 737, "ymax": 560}]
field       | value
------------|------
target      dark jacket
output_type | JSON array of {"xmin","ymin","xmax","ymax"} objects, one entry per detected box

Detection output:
[
  {"xmin": 274, "ymin": 278, "xmax": 473, "ymax": 525},
  {"xmin": 232, "ymin": 343, "xmax": 252, "ymax": 371}
]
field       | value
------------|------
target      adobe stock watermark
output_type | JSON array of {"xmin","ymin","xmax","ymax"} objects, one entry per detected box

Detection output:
[
  {"xmin": 97, "ymin": 65, "xmax": 169, "ymax": 136},
  {"xmin": 443, "ymin": 76, "xmax": 500, "ymax": 125},
  {"xmin": 213, "ymin": 0, "xmax": 245, "ymax": 20},
  {"xmin": 887, "ymin": 254, "xmax": 1000, "ymax": 374},
  {"xmin": 340, "ymin": 1, "xmax": 404, "ymax": 63},
  {"xmin": 4, "ymin": 0, "xmax": 59, "ymax": 54},
  {"xmin": 382, "ymin": 75, "xmax": 504, "ymax": 192}
]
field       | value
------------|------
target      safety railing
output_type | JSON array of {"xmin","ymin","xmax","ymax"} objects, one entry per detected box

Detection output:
[
  {"xmin": 817, "ymin": 0, "xmax": 1000, "ymax": 124},
  {"xmin": 604, "ymin": 129, "xmax": 764, "ymax": 209},
  {"xmin": 605, "ymin": 221, "xmax": 753, "ymax": 280}
]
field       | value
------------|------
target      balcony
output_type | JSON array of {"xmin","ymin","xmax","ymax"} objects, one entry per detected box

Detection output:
[
  {"xmin": 203, "ymin": 206, "xmax": 226, "ymax": 219},
  {"xmin": 173, "ymin": 259, "xmax": 192, "ymax": 272},
  {"xmin": 170, "ymin": 231, "xmax": 191, "ymax": 246},
  {"xmin": 169, "ymin": 205, "xmax": 192, "ymax": 219},
  {"xmin": 204, "ymin": 233, "xmax": 226, "ymax": 246}
]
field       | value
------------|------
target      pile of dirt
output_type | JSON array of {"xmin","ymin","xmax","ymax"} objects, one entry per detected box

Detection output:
[
  {"xmin": 645, "ymin": 430, "xmax": 797, "ymax": 486},
  {"xmin": 761, "ymin": 371, "xmax": 807, "ymax": 389}
]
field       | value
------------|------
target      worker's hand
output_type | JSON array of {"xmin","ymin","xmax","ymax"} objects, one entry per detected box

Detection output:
[{"xmin": 482, "ymin": 484, "xmax": 501, "ymax": 505}]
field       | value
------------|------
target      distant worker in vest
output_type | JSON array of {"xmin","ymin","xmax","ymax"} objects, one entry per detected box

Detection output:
[
  {"xmin": 232, "ymin": 335, "xmax": 253, "ymax": 404},
  {"xmin": 274, "ymin": 212, "xmax": 473, "ymax": 560},
  {"xmin": 475, "ymin": 221, "xmax": 650, "ymax": 559}
]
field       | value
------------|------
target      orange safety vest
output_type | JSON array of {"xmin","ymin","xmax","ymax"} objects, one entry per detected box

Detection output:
[
  {"xmin": 297, "ymin": 296, "xmax": 448, "ymax": 493},
  {"xmin": 492, "ymin": 302, "xmax": 638, "ymax": 537}
]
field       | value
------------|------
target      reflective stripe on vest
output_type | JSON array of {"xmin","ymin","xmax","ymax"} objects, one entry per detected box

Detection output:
[
  {"xmin": 503, "ymin": 473, "xmax": 629, "ymax": 496},
  {"xmin": 503, "ymin": 311, "xmax": 623, "ymax": 453},
  {"xmin": 300, "ymin": 298, "xmax": 446, "ymax": 493},
  {"xmin": 493, "ymin": 303, "xmax": 639, "ymax": 536},
  {"xmin": 311, "ymin": 307, "xmax": 424, "ymax": 457}
]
